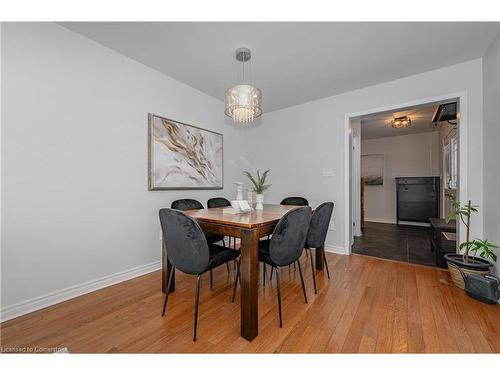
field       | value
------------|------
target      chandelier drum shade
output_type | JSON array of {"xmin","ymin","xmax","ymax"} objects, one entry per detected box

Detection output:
[
  {"xmin": 224, "ymin": 85, "xmax": 262, "ymax": 123},
  {"xmin": 224, "ymin": 48, "xmax": 263, "ymax": 123}
]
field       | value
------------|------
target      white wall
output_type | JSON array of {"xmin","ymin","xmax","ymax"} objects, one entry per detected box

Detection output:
[
  {"xmin": 361, "ymin": 132, "xmax": 439, "ymax": 224},
  {"xmin": 251, "ymin": 59, "xmax": 484, "ymax": 252},
  {"xmin": 482, "ymin": 30, "xmax": 500, "ymax": 276},
  {"xmin": 1, "ymin": 23, "xmax": 252, "ymax": 318}
]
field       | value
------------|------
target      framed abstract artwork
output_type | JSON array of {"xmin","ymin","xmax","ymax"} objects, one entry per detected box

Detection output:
[
  {"xmin": 361, "ymin": 154, "xmax": 384, "ymax": 185},
  {"xmin": 148, "ymin": 114, "xmax": 223, "ymax": 190}
]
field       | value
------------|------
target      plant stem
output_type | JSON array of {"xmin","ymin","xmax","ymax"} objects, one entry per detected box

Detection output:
[{"xmin": 464, "ymin": 200, "xmax": 471, "ymax": 263}]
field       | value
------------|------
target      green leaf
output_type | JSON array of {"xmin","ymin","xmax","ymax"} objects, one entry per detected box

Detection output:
[
  {"xmin": 484, "ymin": 240, "xmax": 499, "ymax": 248},
  {"xmin": 445, "ymin": 211, "xmax": 456, "ymax": 223},
  {"xmin": 459, "ymin": 242, "xmax": 469, "ymax": 250},
  {"xmin": 244, "ymin": 169, "xmax": 271, "ymax": 193},
  {"xmin": 243, "ymin": 170, "xmax": 258, "ymax": 191}
]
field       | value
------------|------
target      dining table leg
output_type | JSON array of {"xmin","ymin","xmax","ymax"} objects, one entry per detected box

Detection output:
[
  {"xmin": 315, "ymin": 245, "xmax": 325, "ymax": 271},
  {"xmin": 162, "ymin": 240, "xmax": 175, "ymax": 294},
  {"xmin": 239, "ymin": 229, "xmax": 259, "ymax": 341}
]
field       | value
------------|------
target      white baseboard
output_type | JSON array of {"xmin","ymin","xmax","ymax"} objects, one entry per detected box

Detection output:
[
  {"xmin": 365, "ymin": 218, "xmax": 430, "ymax": 227},
  {"xmin": 397, "ymin": 221, "xmax": 430, "ymax": 227},
  {"xmin": 324, "ymin": 245, "xmax": 348, "ymax": 255},
  {"xmin": 0, "ymin": 260, "xmax": 161, "ymax": 323},
  {"xmin": 365, "ymin": 217, "xmax": 397, "ymax": 224}
]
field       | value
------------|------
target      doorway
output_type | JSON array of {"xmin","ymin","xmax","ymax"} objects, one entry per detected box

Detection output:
[{"xmin": 348, "ymin": 98, "xmax": 460, "ymax": 267}]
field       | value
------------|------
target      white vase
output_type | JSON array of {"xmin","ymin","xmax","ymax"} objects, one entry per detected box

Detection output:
[{"xmin": 255, "ymin": 193, "xmax": 264, "ymax": 210}]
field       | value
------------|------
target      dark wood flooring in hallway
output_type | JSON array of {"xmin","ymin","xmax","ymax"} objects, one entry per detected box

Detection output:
[{"xmin": 352, "ymin": 221, "xmax": 436, "ymax": 267}]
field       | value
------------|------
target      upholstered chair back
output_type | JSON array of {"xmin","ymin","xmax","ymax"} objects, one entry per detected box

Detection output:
[
  {"xmin": 207, "ymin": 197, "xmax": 231, "ymax": 208},
  {"xmin": 171, "ymin": 199, "xmax": 204, "ymax": 211},
  {"xmin": 306, "ymin": 202, "xmax": 334, "ymax": 249},
  {"xmin": 280, "ymin": 197, "xmax": 309, "ymax": 206},
  {"xmin": 159, "ymin": 208, "xmax": 209, "ymax": 275},
  {"xmin": 269, "ymin": 206, "xmax": 312, "ymax": 266}
]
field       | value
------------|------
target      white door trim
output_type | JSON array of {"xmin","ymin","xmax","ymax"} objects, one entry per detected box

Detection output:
[
  {"xmin": 351, "ymin": 130, "xmax": 362, "ymax": 238},
  {"xmin": 344, "ymin": 91, "xmax": 468, "ymax": 255}
]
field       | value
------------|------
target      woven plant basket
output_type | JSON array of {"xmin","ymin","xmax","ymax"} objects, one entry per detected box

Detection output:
[{"xmin": 447, "ymin": 261, "xmax": 489, "ymax": 289}]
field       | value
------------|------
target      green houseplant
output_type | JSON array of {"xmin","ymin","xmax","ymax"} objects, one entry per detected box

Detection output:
[
  {"xmin": 444, "ymin": 196, "xmax": 498, "ymax": 289},
  {"xmin": 244, "ymin": 169, "xmax": 271, "ymax": 210}
]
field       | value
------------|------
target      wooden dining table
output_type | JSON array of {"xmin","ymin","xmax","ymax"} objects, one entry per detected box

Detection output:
[{"xmin": 161, "ymin": 203, "xmax": 325, "ymax": 341}]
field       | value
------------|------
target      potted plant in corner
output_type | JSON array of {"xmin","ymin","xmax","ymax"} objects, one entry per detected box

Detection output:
[
  {"xmin": 444, "ymin": 196, "xmax": 498, "ymax": 289},
  {"xmin": 244, "ymin": 169, "xmax": 271, "ymax": 210}
]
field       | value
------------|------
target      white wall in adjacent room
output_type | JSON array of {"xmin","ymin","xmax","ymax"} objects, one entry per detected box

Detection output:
[
  {"xmin": 250, "ymin": 59, "xmax": 484, "ymax": 252},
  {"xmin": 482, "ymin": 30, "xmax": 500, "ymax": 276},
  {"xmin": 1, "ymin": 23, "xmax": 252, "ymax": 317},
  {"xmin": 361, "ymin": 131, "xmax": 440, "ymax": 224}
]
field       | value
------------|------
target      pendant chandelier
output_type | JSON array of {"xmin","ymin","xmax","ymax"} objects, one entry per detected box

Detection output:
[
  {"xmin": 391, "ymin": 116, "xmax": 411, "ymax": 129},
  {"xmin": 224, "ymin": 47, "xmax": 262, "ymax": 123}
]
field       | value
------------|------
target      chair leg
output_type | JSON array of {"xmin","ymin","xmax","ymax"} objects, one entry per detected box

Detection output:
[
  {"xmin": 297, "ymin": 261, "xmax": 308, "ymax": 304},
  {"xmin": 306, "ymin": 250, "xmax": 318, "ymax": 294},
  {"xmin": 210, "ymin": 268, "xmax": 213, "ymax": 291},
  {"xmin": 223, "ymin": 238, "xmax": 230, "ymax": 274},
  {"xmin": 193, "ymin": 275, "xmax": 201, "ymax": 341},
  {"xmin": 275, "ymin": 267, "xmax": 283, "ymax": 328},
  {"xmin": 263, "ymin": 263, "xmax": 267, "ymax": 287},
  {"xmin": 323, "ymin": 250, "xmax": 331, "ymax": 279},
  {"xmin": 232, "ymin": 259, "xmax": 240, "ymax": 303},
  {"xmin": 270, "ymin": 266, "xmax": 274, "ymax": 281},
  {"xmin": 308, "ymin": 249, "xmax": 317, "ymax": 294},
  {"xmin": 162, "ymin": 266, "xmax": 175, "ymax": 316}
]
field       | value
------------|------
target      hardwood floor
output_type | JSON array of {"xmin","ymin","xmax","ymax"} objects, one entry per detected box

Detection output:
[
  {"xmin": 1, "ymin": 253, "xmax": 499, "ymax": 353},
  {"xmin": 353, "ymin": 221, "xmax": 436, "ymax": 267}
]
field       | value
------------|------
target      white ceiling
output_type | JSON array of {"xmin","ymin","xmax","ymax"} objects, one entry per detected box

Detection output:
[
  {"xmin": 60, "ymin": 22, "xmax": 499, "ymax": 112},
  {"xmin": 360, "ymin": 103, "xmax": 442, "ymax": 140}
]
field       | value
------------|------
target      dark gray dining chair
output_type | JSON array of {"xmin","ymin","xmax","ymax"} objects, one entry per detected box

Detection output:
[
  {"xmin": 159, "ymin": 208, "xmax": 240, "ymax": 341},
  {"xmin": 266, "ymin": 196, "xmax": 309, "ymax": 282},
  {"xmin": 257, "ymin": 206, "xmax": 312, "ymax": 327},
  {"xmin": 280, "ymin": 197, "xmax": 309, "ymax": 206},
  {"xmin": 207, "ymin": 197, "xmax": 237, "ymax": 251},
  {"xmin": 171, "ymin": 199, "xmax": 228, "ymax": 287},
  {"xmin": 305, "ymin": 202, "xmax": 334, "ymax": 294},
  {"xmin": 207, "ymin": 197, "xmax": 231, "ymax": 209}
]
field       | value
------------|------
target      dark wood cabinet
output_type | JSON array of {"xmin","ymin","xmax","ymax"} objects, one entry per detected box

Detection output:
[{"xmin": 396, "ymin": 177, "xmax": 440, "ymax": 225}]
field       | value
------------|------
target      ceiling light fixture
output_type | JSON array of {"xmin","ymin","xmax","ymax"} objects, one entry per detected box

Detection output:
[
  {"xmin": 391, "ymin": 116, "xmax": 411, "ymax": 129},
  {"xmin": 224, "ymin": 48, "xmax": 262, "ymax": 124}
]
